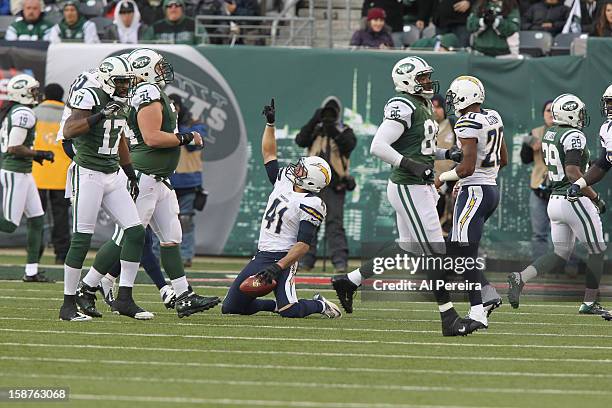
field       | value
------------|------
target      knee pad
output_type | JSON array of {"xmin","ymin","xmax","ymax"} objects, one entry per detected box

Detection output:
[
  {"xmin": 65, "ymin": 232, "xmax": 92, "ymax": 269},
  {"xmin": 123, "ymin": 224, "xmax": 145, "ymax": 245},
  {"xmin": 279, "ymin": 303, "xmax": 305, "ymax": 318},
  {"xmin": 179, "ymin": 214, "xmax": 194, "ymax": 231},
  {"xmin": 27, "ymin": 215, "xmax": 44, "ymax": 229}
]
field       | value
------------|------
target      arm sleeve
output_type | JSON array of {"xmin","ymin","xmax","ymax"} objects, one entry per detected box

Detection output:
[
  {"xmin": 520, "ymin": 142, "xmax": 534, "ymax": 164},
  {"xmin": 370, "ymin": 120, "xmax": 405, "ymax": 167},
  {"xmin": 562, "ymin": 131, "xmax": 586, "ymax": 153},
  {"xmin": 62, "ymin": 139, "xmax": 76, "ymax": 159},
  {"xmin": 594, "ymin": 147, "xmax": 612, "ymax": 171},
  {"xmin": 4, "ymin": 25, "xmax": 17, "ymax": 41},
  {"xmin": 350, "ymin": 30, "xmax": 361, "ymax": 46},
  {"xmin": 10, "ymin": 108, "xmax": 36, "ymax": 129},
  {"xmin": 264, "ymin": 160, "xmax": 280, "ymax": 185},
  {"xmin": 7, "ymin": 126, "xmax": 27, "ymax": 148},
  {"xmin": 296, "ymin": 220, "xmax": 317, "ymax": 245},
  {"xmin": 495, "ymin": 8, "xmax": 520, "ymax": 37},
  {"xmin": 131, "ymin": 84, "xmax": 162, "ymax": 111},
  {"xmin": 453, "ymin": 116, "xmax": 483, "ymax": 139},
  {"xmin": 84, "ymin": 21, "xmax": 100, "ymax": 44},
  {"xmin": 298, "ymin": 198, "xmax": 326, "ymax": 228},
  {"xmin": 69, "ymin": 88, "xmax": 97, "ymax": 111}
]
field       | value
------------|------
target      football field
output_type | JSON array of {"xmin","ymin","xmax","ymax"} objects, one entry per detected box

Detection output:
[{"xmin": 0, "ymin": 255, "xmax": 611, "ymax": 408}]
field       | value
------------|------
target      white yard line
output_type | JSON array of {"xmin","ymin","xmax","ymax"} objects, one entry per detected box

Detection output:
[
  {"xmin": 2, "ymin": 341, "xmax": 612, "ymax": 364},
  {"xmin": 2, "ymin": 328, "xmax": 612, "ymax": 349},
  {"xmin": 0, "ymin": 317, "xmax": 609, "ymax": 339}
]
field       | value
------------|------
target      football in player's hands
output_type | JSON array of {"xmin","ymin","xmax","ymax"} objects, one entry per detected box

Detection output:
[
  {"xmin": 239, "ymin": 274, "xmax": 277, "ymax": 298},
  {"xmin": 263, "ymin": 98, "xmax": 275, "ymax": 124}
]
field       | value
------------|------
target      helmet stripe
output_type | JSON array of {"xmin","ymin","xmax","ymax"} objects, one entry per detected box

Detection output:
[{"xmin": 117, "ymin": 56, "xmax": 129, "ymax": 72}]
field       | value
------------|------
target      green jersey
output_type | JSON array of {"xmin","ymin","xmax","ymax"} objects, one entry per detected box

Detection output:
[
  {"xmin": 69, "ymin": 86, "xmax": 128, "ymax": 173},
  {"xmin": 5, "ymin": 17, "xmax": 52, "ymax": 41},
  {"xmin": 541, "ymin": 125, "xmax": 590, "ymax": 196},
  {"xmin": 128, "ymin": 82, "xmax": 179, "ymax": 178},
  {"xmin": 383, "ymin": 93, "xmax": 437, "ymax": 185},
  {"xmin": 0, "ymin": 104, "xmax": 37, "ymax": 173}
]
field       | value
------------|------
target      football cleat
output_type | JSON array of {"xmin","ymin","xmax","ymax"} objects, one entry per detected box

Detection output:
[
  {"xmin": 22, "ymin": 271, "xmax": 54, "ymax": 283},
  {"xmin": 579, "ymin": 302, "xmax": 608, "ymax": 315},
  {"xmin": 76, "ymin": 283, "xmax": 102, "ymax": 318},
  {"xmin": 507, "ymin": 272, "xmax": 524, "ymax": 309},
  {"xmin": 98, "ymin": 276, "xmax": 115, "ymax": 307},
  {"xmin": 112, "ymin": 287, "xmax": 154, "ymax": 320},
  {"xmin": 466, "ymin": 310, "xmax": 488, "ymax": 329},
  {"xmin": 331, "ymin": 274, "xmax": 359, "ymax": 314},
  {"xmin": 314, "ymin": 293, "xmax": 342, "ymax": 319},
  {"xmin": 483, "ymin": 298, "xmax": 502, "ymax": 317},
  {"xmin": 441, "ymin": 309, "xmax": 485, "ymax": 336},
  {"xmin": 602, "ymin": 311, "xmax": 612, "ymax": 321},
  {"xmin": 160, "ymin": 285, "xmax": 176, "ymax": 309},
  {"xmin": 175, "ymin": 290, "xmax": 221, "ymax": 318},
  {"xmin": 59, "ymin": 302, "xmax": 92, "ymax": 322}
]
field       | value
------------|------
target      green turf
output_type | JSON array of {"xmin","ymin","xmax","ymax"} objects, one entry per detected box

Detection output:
[{"xmin": 1, "ymin": 270, "xmax": 612, "ymax": 407}]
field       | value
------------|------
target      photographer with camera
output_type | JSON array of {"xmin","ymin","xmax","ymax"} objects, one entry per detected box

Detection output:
[
  {"xmin": 295, "ymin": 96, "xmax": 357, "ymax": 274},
  {"xmin": 466, "ymin": 0, "xmax": 520, "ymax": 56}
]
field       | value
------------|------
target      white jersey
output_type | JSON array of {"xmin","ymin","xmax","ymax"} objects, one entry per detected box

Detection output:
[
  {"xmin": 599, "ymin": 118, "xmax": 612, "ymax": 154},
  {"xmin": 257, "ymin": 166, "xmax": 326, "ymax": 253},
  {"xmin": 57, "ymin": 69, "xmax": 100, "ymax": 141},
  {"xmin": 454, "ymin": 109, "xmax": 504, "ymax": 186}
]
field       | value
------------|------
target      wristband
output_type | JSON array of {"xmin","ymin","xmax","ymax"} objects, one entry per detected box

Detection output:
[
  {"xmin": 439, "ymin": 169, "xmax": 460, "ymax": 182},
  {"xmin": 86, "ymin": 112, "xmax": 104, "ymax": 128},
  {"xmin": 121, "ymin": 163, "xmax": 137, "ymax": 180},
  {"xmin": 266, "ymin": 123, "xmax": 275, "ymax": 127},
  {"xmin": 574, "ymin": 178, "xmax": 588, "ymax": 189},
  {"xmin": 175, "ymin": 132, "xmax": 194, "ymax": 146}
]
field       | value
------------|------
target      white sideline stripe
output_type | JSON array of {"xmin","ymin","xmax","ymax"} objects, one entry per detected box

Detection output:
[
  {"xmin": 0, "ymin": 305, "xmax": 606, "ymax": 328},
  {"xmin": 4, "ymin": 342, "xmax": 612, "ymax": 364},
  {"xmin": 0, "ymin": 296, "xmax": 588, "ymax": 317},
  {"xmin": 0, "ymin": 361, "xmax": 609, "ymax": 396},
  {"xmin": 69, "ymin": 393, "xmax": 496, "ymax": 408},
  {"xmin": 0, "ymin": 316, "xmax": 610, "ymax": 339},
  {"xmin": 3, "ymin": 328, "xmax": 612, "ymax": 350}
]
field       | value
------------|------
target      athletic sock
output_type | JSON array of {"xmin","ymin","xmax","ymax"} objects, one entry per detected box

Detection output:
[
  {"xmin": 160, "ymin": 245, "xmax": 186, "ymax": 280},
  {"xmin": 583, "ymin": 289, "xmax": 599, "ymax": 304},
  {"xmin": 93, "ymin": 240, "xmax": 122, "ymax": 275},
  {"xmin": 26, "ymin": 216, "xmax": 44, "ymax": 264},
  {"xmin": 438, "ymin": 302, "xmax": 454, "ymax": 313},
  {"xmin": 519, "ymin": 266, "xmax": 538, "ymax": 283},
  {"xmin": 141, "ymin": 229, "xmax": 167, "ymax": 290},
  {"xmin": 347, "ymin": 269, "xmax": 363, "ymax": 286},
  {"xmin": 171, "ymin": 276, "xmax": 189, "ymax": 297},
  {"xmin": 82, "ymin": 267, "xmax": 105, "ymax": 289},
  {"xmin": 118, "ymin": 260, "xmax": 139, "ymax": 288},
  {"xmin": 64, "ymin": 265, "xmax": 81, "ymax": 295},
  {"xmin": 585, "ymin": 253, "xmax": 604, "ymax": 290},
  {"xmin": 0, "ymin": 218, "xmax": 17, "ymax": 233},
  {"xmin": 25, "ymin": 263, "xmax": 38, "ymax": 277}
]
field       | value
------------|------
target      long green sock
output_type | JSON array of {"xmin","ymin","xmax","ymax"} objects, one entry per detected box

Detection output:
[
  {"xmin": 160, "ymin": 245, "xmax": 185, "ymax": 280},
  {"xmin": 65, "ymin": 232, "xmax": 92, "ymax": 269},
  {"xmin": 120, "ymin": 225, "xmax": 145, "ymax": 263},
  {"xmin": 532, "ymin": 252, "xmax": 566, "ymax": 275},
  {"xmin": 93, "ymin": 240, "xmax": 122, "ymax": 274},
  {"xmin": 585, "ymin": 253, "xmax": 604, "ymax": 290},
  {"xmin": 0, "ymin": 217, "xmax": 17, "ymax": 233},
  {"xmin": 26, "ymin": 216, "xmax": 44, "ymax": 264}
]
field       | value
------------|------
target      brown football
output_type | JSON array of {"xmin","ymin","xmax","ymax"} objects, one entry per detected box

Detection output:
[{"xmin": 239, "ymin": 275, "xmax": 277, "ymax": 297}]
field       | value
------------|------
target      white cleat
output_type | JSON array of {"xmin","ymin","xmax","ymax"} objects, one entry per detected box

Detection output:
[
  {"xmin": 314, "ymin": 293, "xmax": 342, "ymax": 319},
  {"xmin": 467, "ymin": 308, "xmax": 488, "ymax": 329},
  {"xmin": 160, "ymin": 285, "xmax": 176, "ymax": 309}
]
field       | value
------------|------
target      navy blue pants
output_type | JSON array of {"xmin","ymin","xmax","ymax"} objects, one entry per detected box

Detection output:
[
  {"xmin": 222, "ymin": 251, "xmax": 323, "ymax": 318},
  {"xmin": 449, "ymin": 184, "xmax": 500, "ymax": 305}
]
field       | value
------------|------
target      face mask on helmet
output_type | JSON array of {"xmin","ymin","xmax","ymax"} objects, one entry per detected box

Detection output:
[
  {"xmin": 600, "ymin": 97, "xmax": 612, "ymax": 118},
  {"xmin": 286, "ymin": 159, "xmax": 308, "ymax": 186},
  {"xmin": 155, "ymin": 58, "xmax": 174, "ymax": 87},
  {"xmin": 414, "ymin": 71, "xmax": 439, "ymax": 98},
  {"xmin": 578, "ymin": 107, "xmax": 590, "ymax": 129},
  {"xmin": 110, "ymin": 75, "xmax": 136, "ymax": 99}
]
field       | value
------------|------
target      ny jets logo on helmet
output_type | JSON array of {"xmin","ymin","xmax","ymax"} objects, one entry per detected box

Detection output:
[
  {"xmin": 96, "ymin": 56, "xmax": 136, "ymax": 101},
  {"xmin": 6, "ymin": 74, "xmax": 40, "ymax": 106},
  {"xmin": 445, "ymin": 75, "xmax": 485, "ymax": 116},
  {"xmin": 286, "ymin": 156, "xmax": 332, "ymax": 193},
  {"xmin": 391, "ymin": 56, "xmax": 439, "ymax": 99},
  {"xmin": 600, "ymin": 84, "xmax": 612, "ymax": 118},
  {"xmin": 99, "ymin": 62, "xmax": 114, "ymax": 73},
  {"xmin": 551, "ymin": 93, "xmax": 589, "ymax": 129},
  {"xmin": 128, "ymin": 48, "xmax": 174, "ymax": 88}
]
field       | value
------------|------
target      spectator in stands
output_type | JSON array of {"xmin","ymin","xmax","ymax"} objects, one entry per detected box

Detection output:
[
  {"xmin": 350, "ymin": 7, "xmax": 394, "ymax": 48},
  {"xmin": 467, "ymin": 0, "xmax": 520, "ymax": 56},
  {"xmin": 33, "ymin": 83, "xmax": 71, "ymax": 265},
  {"xmin": 410, "ymin": 32, "xmax": 459, "ymax": 50},
  {"xmin": 137, "ymin": 0, "xmax": 164, "ymax": 26},
  {"xmin": 520, "ymin": 100, "xmax": 553, "ymax": 261},
  {"xmin": 142, "ymin": 0, "xmax": 200, "ymax": 44},
  {"xmin": 296, "ymin": 97, "xmax": 356, "ymax": 274},
  {"xmin": 5, "ymin": 0, "xmax": 52, "ymax": 40},
  {"xmin": 362, "ymin": 0, "xmax": 405, "ymax": 33},
  {"xmin": 518, "ymin": 0, "xmax": 539, "ymax": 15},
  {"xmin": 106, "ymin": 0, "xmax": 148, "ymax": 43},
  {"xmin": 403, "ymin": 0, "xmax": 421, "ymax": 26},
  {"xmin": 417, "ymin": 0, "xmax": 472, "ymax": 48},
  {"xmin": 591, "ymin": 1, "xmax": 612, "ymax": 36},
  {"xmin": 48, "ymin": 1, "xmax": 100, "ymax": 43},
  {"xmin": 167, "ymin": 94, "xmax": 206, "ymax": 268},
  {"xmin": 581, "ymin": 0, "xmax": 599, "ymax": 33},
  {"xmin": 224, "ymin": 0, "xmax": 258, "ymax": 18},
  {"xmin": 522, "ymin": 0, "xmax": 569, "ymax": 36},
  {"xmin": 1, "ymin": 0, "xmax": 10, "ymax": 15}
]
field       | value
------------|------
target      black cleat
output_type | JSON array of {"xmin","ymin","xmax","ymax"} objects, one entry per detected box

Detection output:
[
  {"xmin": 603, "ymin": 311, "xmax": 612, "ymax": 321},
  {"xmin": 441, "ymin": 309, "xmax": 486, "ymax": 336},
  {"xmin": 507, "ymin": 272, "xmax": 524, "ymax": 309},
  {"xmin": 331, "ymin": 274, "xmax": 359, "ymax": 314},
  {"xmin": 484, "ymin": 297, "xmax": 502, "ymax": 317},
  {"xmin": 22, "ymin": 271, "xmax": 54, "ymax": 283},
  {"xmin": 59, "ymin": 297, "xmax": 92, "ymax": 321},
  {"xmin": 76, "ymin": 283, "xmax": 102, "ymax": 317},
  {"xmin": 98, "ymin": 277, "xmax": 115, "ymax": 308},
  {"xmin": 112, "ymin": 287, "xmax": 154, "ymax": 320},
  {"xmin": 175, "ymin": 290, "xmax": 220, "ymax": 318}
]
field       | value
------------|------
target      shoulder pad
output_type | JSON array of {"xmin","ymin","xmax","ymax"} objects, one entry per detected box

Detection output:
[
  {"xmin": 10, "ymin": 107, "xmax": 36, "ymax": 129},
  {"xmin": 384, "ymin": 97, "xmax": 415, "ymax": 124},
  {"xmin": 560, "ymin": 129, "xmax": 586, "ymax": 152},
  {"xmin": 299, "ymin": 197, "xmax": 326, "ymax": 226},
  {"xmin": 131, "ymin": 83, "xmax": 162, "ymax": 110},
  {"xmin": 69, "ymin": 87, "xmax": 99, "ymax": 110}
]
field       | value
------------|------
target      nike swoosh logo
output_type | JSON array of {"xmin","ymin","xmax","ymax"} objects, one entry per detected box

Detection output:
[{"xmin": 458, "ymin": 326, "xmax": 466, "ymax": 333}]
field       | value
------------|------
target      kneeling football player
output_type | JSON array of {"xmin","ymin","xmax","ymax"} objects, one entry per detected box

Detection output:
[{"xmin": 222, "ymin": 99, "xmax": 341, "ymax": 318}]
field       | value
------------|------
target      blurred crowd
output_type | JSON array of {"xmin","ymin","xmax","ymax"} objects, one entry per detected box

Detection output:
[{"xmin": 0, "ymin": 0, "xmax": 611, "ymax": 55}]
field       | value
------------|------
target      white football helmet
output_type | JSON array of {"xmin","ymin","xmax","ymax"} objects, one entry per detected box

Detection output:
[
  {"xmin": 127, "ymin": 48, "xmax": 174, "ymax": 88},
  {"xmin": 445, "ymin": 75, "xmax": 485, "ymax": 116},
  {"xmin": 286, "ymin": 156, "xmax": 332, "ymax": 193},
  {"xmin": 96, "ymin": 55, "xmax": 136, "ymax": 100},
  {"xmin": 551, "ymin": 93, "xmax": 589, "ymax": 129},
  {"xmin": 391, "ymin": 56, "xmax": 439, "ymax": 99},
  {"xmin": 600, "ymin": 84, "xmax": 612, "ymax": 118},
  {"xmin": 7, "ymin": 74, "xmax": 40, "ymax": 106}
]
